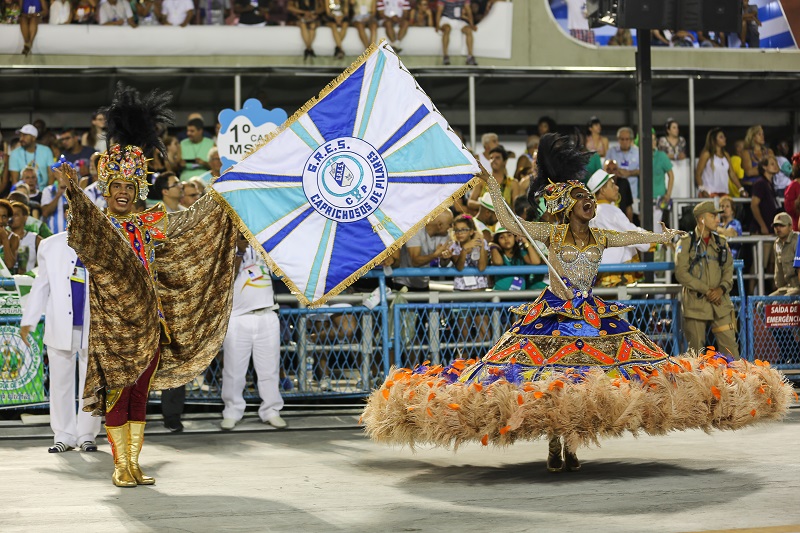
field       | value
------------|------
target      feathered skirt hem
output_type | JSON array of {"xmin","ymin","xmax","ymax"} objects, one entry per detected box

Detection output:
[{"xmin": 361, "ymin": 353, "xmax": 795, "ymax": 451}]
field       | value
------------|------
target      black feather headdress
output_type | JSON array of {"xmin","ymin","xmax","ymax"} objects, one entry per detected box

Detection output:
[
  {"xmin": 101, "ymin": 82, "xmax": 175, "ymax": 157},
  {"xmin": 527, "ymin": 133, "xmax": 592, "ymax": 217}
]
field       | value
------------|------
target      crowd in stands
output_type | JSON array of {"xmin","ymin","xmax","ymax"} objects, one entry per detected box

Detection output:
[
  {"xmin": 561, "ymin": 0, "xmax": 767, "ymax": 49},
  {"xmin": 1, "ymin": 0, "xmax": 504, "ymax": 62}
]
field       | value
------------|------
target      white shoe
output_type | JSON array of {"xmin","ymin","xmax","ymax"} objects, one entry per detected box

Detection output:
[
  {"xmin": 188, "ymin": 376, "xmax": 210, "ymax": 392},
  {"xmin": 220, "ymin": 418, "xmax": 237, "ymax": 430},
  {"xmin": 264, "ymin": 414, "xmax": 287, "ymax": 429},
  {"xmin": 319, "ymin": 377, "xmax": 332, "ymax": 391}
]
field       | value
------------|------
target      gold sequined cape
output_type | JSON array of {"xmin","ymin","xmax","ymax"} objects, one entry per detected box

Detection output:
[{"xmin": 66, "ymin": 180, "xmax": 237, "ymax": 415}]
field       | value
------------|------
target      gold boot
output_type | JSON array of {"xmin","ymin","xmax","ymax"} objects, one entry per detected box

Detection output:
[
  {"xmin": 128, "ymin": 421, "xmax": 156, "ymax": 485},
  {"xmin": 105, "ymin": 424, "xmax": 137, "ymax": 487},
  {"xmin": 546, "ymin": 436, "xmax": 564, "ymax": 472},
  {"xmin": 564, "ymin": 441, "xmax": 581, "ymax": 472}
]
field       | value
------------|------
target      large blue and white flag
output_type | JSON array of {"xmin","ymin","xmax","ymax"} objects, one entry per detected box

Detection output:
[{"xmin": 212, "ymin": 42, "xmax": 480, "ymax": 306}]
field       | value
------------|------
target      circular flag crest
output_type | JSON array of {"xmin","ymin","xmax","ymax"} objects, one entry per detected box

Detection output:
[{"xmin": 303, "ymin": 137, "xmax": 388, "ymax": 223}]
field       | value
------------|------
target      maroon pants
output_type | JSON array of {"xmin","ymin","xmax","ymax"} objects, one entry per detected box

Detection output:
[{"xmin": 105, "ymin": 350, "xmax": 160, "ymax": 426}]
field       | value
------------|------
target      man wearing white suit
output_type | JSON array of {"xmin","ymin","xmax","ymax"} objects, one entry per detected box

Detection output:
[
  {"xmin": 586, "ymin": 170, "xmax": 651, "ymax": 287},
  {"xmin": 20, "ymin": 231, "xmax": 101, "ymax": 453},
  {"xmin": 220, "ymin": 234, "xmax": 286, "ymax": 430}
]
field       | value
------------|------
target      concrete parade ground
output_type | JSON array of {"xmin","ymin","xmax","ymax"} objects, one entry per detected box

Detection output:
[{"xmin": 1, "ymin": 406, "xmax": 799, "ymax": 533}]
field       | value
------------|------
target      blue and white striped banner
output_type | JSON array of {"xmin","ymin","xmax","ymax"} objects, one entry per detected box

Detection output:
[{"xmin": 212, "ymin": 41, "xmax": 480, "ymax": 306}]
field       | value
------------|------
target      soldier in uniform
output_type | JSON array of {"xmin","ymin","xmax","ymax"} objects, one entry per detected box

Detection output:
[
  {"xmin": 770, "ymin": 212, "xmax": 800, "ymax": 296},
  {"xmin": 675, "ymin": 200, "xmax": 739, "ymax": 358}
]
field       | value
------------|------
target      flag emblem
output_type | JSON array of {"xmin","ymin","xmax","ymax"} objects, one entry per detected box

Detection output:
[{"xmin": 212, "ymin": 41, "xmax": 480, "ymax": 306}]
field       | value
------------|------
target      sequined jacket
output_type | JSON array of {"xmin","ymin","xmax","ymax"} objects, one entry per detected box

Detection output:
[{"xmin": 66, "ymin": 179, "xmax": 238, "ymax": 415}]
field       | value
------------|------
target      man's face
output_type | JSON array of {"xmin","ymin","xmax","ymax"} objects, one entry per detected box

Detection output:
[
  {"xmin": 60, "ymin": 132, "xmax": 78, "ymax": 151},
  {"xmin": 209, "ymin": 152, "xmax": 222, "ymax": 173},
  {"xmin": 774, "ymin": 223, "xmax": 791, "ymax": 239},
  {"xmin": 617, "ymin": 131, "xmax": 632, "ymax": 151},
  {"xmin": 598, "ymin": 179, "xmax": 619, "ymax": 202},
  {"xmin": 19, "ymin": 134, "xmax": 36, "ymax": 149},
  {"xmin": 483, "ymin": 137, "xmax": 498, "ymax": 152},
  {"xmin": 107, "ymin": 180, "xmax": 136, "ymax": 216},
  {"xmin": 489, "ymin": 152, "xmax": 505, "ymax": 173},
  {"xmin": 163, "ymin": 176, "xmax": 183, "ymax": 201},
  {"xmin": 699, "ymin": 212, "xmax": 720, "ymax": 232},
  {"xmin": 11, "ymin": 207, "xmax": 25, "ymax": 231},
  {"xmin": 187, "ymin": 125, "xmax": 203, "ymax": 143},
  {"xmin": 181, "ymin": 183, "xmax": 200, "ymax": 207},
  {"xmin": 22, "ymin": 170, "xmax": 37, "ymax": 191}
]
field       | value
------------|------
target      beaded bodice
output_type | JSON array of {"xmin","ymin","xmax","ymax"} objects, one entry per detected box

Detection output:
[{"xmin": 557, "ymin": 244, "xmax": 602, "ymax": 294}]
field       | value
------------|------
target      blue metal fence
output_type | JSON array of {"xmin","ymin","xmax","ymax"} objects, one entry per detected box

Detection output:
[{"xmin": 3, "ymin": 259, "xmax": 798, "ymax": 410}]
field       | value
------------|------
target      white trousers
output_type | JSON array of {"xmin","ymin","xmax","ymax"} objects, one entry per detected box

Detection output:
[
  {"xmin": 222, "ymin": 311, "xmax": 284, "ymax": 422},
  {"xmin": 47, "ymin": 327, "xmax": 101, "ymax": 446}
]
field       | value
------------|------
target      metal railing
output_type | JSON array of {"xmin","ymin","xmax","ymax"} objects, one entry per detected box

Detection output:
[{"xmin": 4, "ymin": 259, "xmax": 797, "ymax": 411}]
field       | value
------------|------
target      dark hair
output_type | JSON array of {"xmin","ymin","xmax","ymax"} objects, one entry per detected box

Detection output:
[
  {"xmin": 0, "ymin": 199, "xmax": 14, "ymax": 218},
  {"xmin": 665, "ymin": 117, "xmax": 678, "ymax": 135},
  {"xmin": 488, "ymin": 145, "xmax": 509, "ymax": 161},
  {"xmin": 453, "ymin": 213, "xmax": 477, "ymax": 233},
  {"xmin": 187, "ymin": 118, "xmax": 205, "ymax": 130},
  {"xmin": 150, "ymin": 171, "xmax": 177, "ymax": 200},
  {"xmin": 586, "ymin": 116, "xmax": 601, "ymax": 133},
  {"xmin": 757, "ymin": 155, "xmax": 776, "ymax": 176},
  {"xmin": 10, "ymin": 201, "xmax": 29, "ymax": 218},
  {"xmin": 529, "ymin": 133, "xmax": 591, "ymax": 216},
  {"xmin": 537, "ymin": 116, "xmax": 557, "ymax": 134},
  {"xmin": 102, "ymin": 83, "xmax": 174, "ymax": 157}
]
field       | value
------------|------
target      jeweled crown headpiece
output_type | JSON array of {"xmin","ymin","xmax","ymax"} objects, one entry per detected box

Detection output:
[
  {"xmin": 97, "ymin": 144, "xmax": 150, "ymax": 200},
  {"xmin": 97, "ymin": 83, "xmax": 174, "ymax": 201},
  {"xmin": 543, "ymin": 180, "xmax": 591, "ymax": 215}
]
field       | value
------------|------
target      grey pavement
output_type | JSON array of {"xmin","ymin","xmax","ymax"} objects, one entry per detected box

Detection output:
[{"xmin": 1, "ymin": 408, "xmax": 799, "ymax": 533}]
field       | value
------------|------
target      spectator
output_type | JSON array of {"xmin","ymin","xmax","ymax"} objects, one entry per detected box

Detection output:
[
  {"xmin": 81, "ymin": 111, "xmax": 106, "ymax": 152},
  {"xmin": 0, "ymin": 126, "xmax": 9, "ymax": 195},
  {"xmin": 749, "ymin": 155, "xmax": 782, "ymax": 236},
  {"xmin": 730, "ymin": 139, "xmax": 745, "ymax": 184},
  {"xmin": 9, "ymin": 124, "xmax": 54, "ymax": 190},
  {"xmin": 537, "ymin": 116, "xmax": 556, "ymax": 137},
  {"xmin": 2, "ymin": 0, "xmax": 21, "ymax": 24},
  {"xmin": 324, "ymin": 0, "xmax": 349, "ymax": 59},
  {"xmin": 587, "ymin": 170, "xmax": 649, "ymax": 287},
  {"xmin": 476, "ymin": 132, "xmax": 498, "ymax": 171},
  {"xmin": 180, "ymin": 180, "xmax": 201, "ymax": 208},
  {"xmin": 474, "ymin": 191, "xmax": 497, "ymax": 241},
  {"xmin": 378, "ymin": 0, "xmax": 409, "ymax": 52},
  {"xmin": 196, "ymin": 146, "xmax": 221, "ymax": 185},
  {"xmin": 770, "ymin": 213, "xmax": 799, "ymax": 295},
  {"xmin": 351, "ymin": 0, "xmax": 377, "ymax": 48},
  {"xmin": 135, "ymin": 0, "xmax": 160, "ymax": 25},
  {"xmin": 675, "ymin": 201, "xmax": 739, "ymax": 358},
  {"xmin": 773, "ymin": 140, "xmax": 793, "ymax": 193},
  {"xmin": 98, "ymin": 0, "xmax": 136, "ymax": 26},
  {"xmin": 159, "ymin": 0, "xmax": 194, "ymax": 26},
  {"xmin": 447, "ymin": 213, "xmax": 489, "ymax": 357},
  {"xmin": 585, "ymin": 116, "xmax": 608, "ymax": 157},
  {"xmin": 564, "ymin": 0, "xmax": 593, "ymax": 44},
  {"xmin": 657, "ymin": 118, "xmax": 687, "ymax": 161},
  {"xmin": 0, "ymin": 199, "xmax": 19, "ymax": 270},
  {"xmin": 783, "ymin": 153, "xmax": 800, "ymax": 231},
  {"xmin": 603, "ymin": 158, "xmax": 634, "ymax": 222},
  {"xmin": 19, "ymin": 0, "xmax": 47, "ymax": 55},
  {"xmin": 695, "ymin": 127, "xmax": 746, "ymax": 198},
  {"xmin": 470, "ymin": 0, "xmax": 498, "ymax": 23},
  {"xmin": 267, "ymin": 0, "xmax": 290, "ymax": 25},
  {"xmin": 409, "ymin": 0, "xmax": 432, "ymax": 27},
  {"xmin": 220, "ymin": 234, "xmax": 286, "ymax": 430},
  {"xmin": 435, "ymin": 0, "xmax": 477, "ymax": 66},
  {"xmin": 521, "ymin": 134, "xmax": 539, "ymax": 162},
  {"xmin": 672, "ymin": 30, "xmax": 695, "ymax": 47},
  {"xmin": 741, "ymin": 0, "xmax": 760, "ymax": 48},
  {"xmin": 651, "ymin": 29, "xmax": 670, "ymax": 47},
  {"xmin": 40, "ymin": 175, "xmax": 69, "ymax": 234},
  {"xmin": 234, "ymin": 0, "xmax": 269, "ymax": 26},
  {"xmin": 150, "ymin": 134, "xmax": 184, "ymax": 176},
  {"xmin": 151, "ymin": 172, "xmax": 185, "ymax": 212},
  {"xmin": 514, "ymin": 155, "xmax": 533, "ymax": 201},
  {"xmin": 19, "ymin": 228, "xmax": 101, "ymax": 454},
  {"xmin": 19, "ymin": 166, "xmax": 42, "ymax": 205},
  {"xmin": 717, "ymin": 195, "xmax": 742, "ymax": 259},
  {"xmin": 58, "ymin": 129, "xmax": 94, "ymax": 177},
  {"xmin": 605, "ymin": 126, "xmax": 639, "ymax": 199},
  {"xmin": 71, "ymin": 0, "xmax": 96, "ymax": 23},
  {"xmin": 80, "ymin": 151, "xmax": 107, "ymax": 210},
  {"xmin": 393, "ymin": 209, "xmax": 453, "ymax": 291},
  {"xmin": 49, "ymin": 0, "xmax": 72, "ymax": 24},
  {"xmin": 180, "ymin": 118, "xmax": 214, "ymax": 181},
  {"xmin": 741, "ymin": 125, "xmax": 773, "ymax": 188},
  {"xmin": 648, "ymin": 130, "xmax": 674, "ymax": 232},
  {"xmin": 468, "ymin": 146, "xmax": 515, "ymax": 213},
  {"xmin": 7, "ymin": 190, "xmax": 50, "ymax": 238},
  {"xmin": 188, "ymin": 175, "xmax": 206, "ymax": 196},
  {"xmin": 607, "ymin": 28, "xmax": 632, "ymax": 46},
  {"xmin": 289, "ymin": 0, "xmax": 321, "ymax": 60},
  {"xmin": 698, "ymin": 30, "xmax": 726, "ymax": 47},
  {"xmin": 10, "ymin": 201, "xmax": 41, "ymax": 273},
  {"xmin": 490, "ymin": 226, "xmax": 538, "ymax": 291}
]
